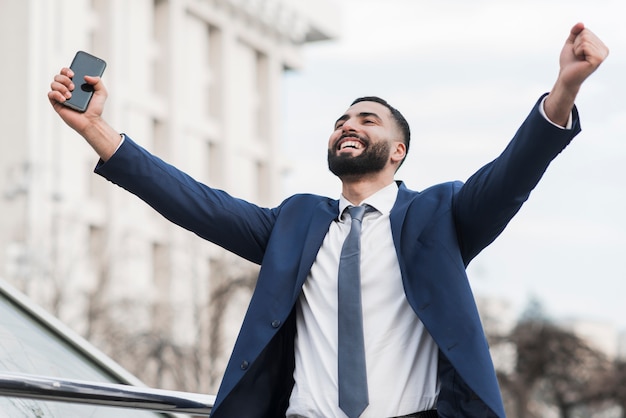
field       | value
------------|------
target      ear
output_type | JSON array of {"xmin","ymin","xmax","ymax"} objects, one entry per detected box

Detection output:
[{"xmin": 390, "ymin": 141, "xmax": 407, "ymax": 165}]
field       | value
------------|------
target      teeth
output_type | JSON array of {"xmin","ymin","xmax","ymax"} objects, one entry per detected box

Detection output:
[{"xmin": 340, "ymin": 140, "xmax": 361, "ymax": 150}]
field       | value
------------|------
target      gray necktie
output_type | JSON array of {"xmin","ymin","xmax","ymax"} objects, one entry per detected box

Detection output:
[{"xmin": 338, "ymin": 205, "xmax": 369, "ymax": 418}]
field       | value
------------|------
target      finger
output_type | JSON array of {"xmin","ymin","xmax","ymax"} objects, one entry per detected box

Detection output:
[
  {"xmin": 48, "ymin": 89, "xmax": 68, "ymax": 105},
  {"xmin": 53, "ymin": 73, "xmax": 75, "ymax": 91},
  {"xmin": 60, "ymin": 67, "xmax": 74, "ymax": 78},
  {"xmin": 574, "ymin": 31, "xmax": 609, "ymax": 65},
  {"xmin": 50, "ymin": 79, "xmax": 73, "ymax": 99}
]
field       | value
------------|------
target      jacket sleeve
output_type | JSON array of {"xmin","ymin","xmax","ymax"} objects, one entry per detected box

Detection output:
[
  {"xmin": 94, "ymin": 136, "xmax": 276, "ymax": 264},
  {"xmin": 453, "ymin": 94, "xmax": 581, "ymax": 264}
]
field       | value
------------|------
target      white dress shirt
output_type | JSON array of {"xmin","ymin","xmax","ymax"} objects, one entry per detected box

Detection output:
[
  {"xmin": 287, "ymin": 183, "xmax": 439, "ymax": 418},
  {"xmin": 285, "ymin": 99, "xmax": 572, "ymax": 417}
]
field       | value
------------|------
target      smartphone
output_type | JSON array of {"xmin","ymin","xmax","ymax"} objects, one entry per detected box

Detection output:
[{"xmin": 63, "ymin": 51, "xmax": 107, "ymax": 112}]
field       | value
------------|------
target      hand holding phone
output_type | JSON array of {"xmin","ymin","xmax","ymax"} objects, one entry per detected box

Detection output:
[{"xmin": 62, "ymin": 51, "xmax": 107, "ymax": 112}]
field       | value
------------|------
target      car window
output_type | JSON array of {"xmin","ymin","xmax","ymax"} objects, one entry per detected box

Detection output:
[{"xmin": 0, "ymin": 289, "xmax": 168, "ymax": 417}]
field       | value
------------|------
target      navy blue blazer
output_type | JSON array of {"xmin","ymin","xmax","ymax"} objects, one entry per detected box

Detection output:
[{"xmin": 96, "ymin": 95, "xmax": 580, "ymax": 418}]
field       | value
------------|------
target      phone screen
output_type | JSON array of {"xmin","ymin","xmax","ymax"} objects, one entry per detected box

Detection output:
[{"xmin": 63, "ymin": 51, "xmax": 107, "ymax": 112}]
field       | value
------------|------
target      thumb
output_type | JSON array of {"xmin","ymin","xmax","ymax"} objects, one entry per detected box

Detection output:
[
  {"xmin": 83, "ymin": 75, "xmax": 108, "ymax": 101},
  {"xmin": 84, "ymin": 75, "xmax": 103, "ymax": 90},
  {"xmin": 567, "ymin": 22, "xmax": 585, "ymax": 44}
]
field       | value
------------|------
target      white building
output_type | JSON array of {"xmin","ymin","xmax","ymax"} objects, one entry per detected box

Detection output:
[{"xmin": 0, "ymin": 0, "xmax": 337, "ymax": 393}]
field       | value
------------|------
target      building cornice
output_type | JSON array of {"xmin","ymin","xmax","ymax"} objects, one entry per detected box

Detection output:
[{"xmin": 208, "ymin": 0, "xmax": 339, "ymax": 44}]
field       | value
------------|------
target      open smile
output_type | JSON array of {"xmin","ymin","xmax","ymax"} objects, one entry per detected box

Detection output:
[{"xmin": 335, "ymin": 135, "xmax": 367, "ymax": 152}]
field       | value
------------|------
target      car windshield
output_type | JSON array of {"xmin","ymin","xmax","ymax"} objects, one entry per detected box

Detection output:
[{"xmin": 0, "ymin": 287, "xmax": 167, "ymax": 417}]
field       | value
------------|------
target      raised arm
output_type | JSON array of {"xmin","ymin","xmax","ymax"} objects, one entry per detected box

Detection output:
[
  {"xmin": 48, "ymin": 67, "xmax": 121, "ymax": 161},
  {"xmin": 544, "ymin": 22, "xmax": 609, "ymax": 126},
  {"xmin": 454, "ymin": 23, "xmax": 608, "ymax": 262}
]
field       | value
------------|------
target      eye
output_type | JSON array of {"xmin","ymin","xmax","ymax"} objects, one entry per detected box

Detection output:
[{"xmin": 363, "ymin": 119, "xmax": 375, "ymax": 125}]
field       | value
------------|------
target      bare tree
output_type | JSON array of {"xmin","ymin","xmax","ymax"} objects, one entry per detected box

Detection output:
[
  {"xmin": 607, "ymin": 359, "xmax": 626, "ymax": 417},
  {"xmin": 537, "ymin": 323, "xmax": 611, "ymax": 417},
  {"xmin": 206, "ymin": 254, "xmax": 258, "ymax": 391},
  {"xmin": 74, "ymin": 231, "xmax": 259, "ymax": 395},
  {"xmin": 493, "ymin": 303, "xmax": 615, "ymax": 418}
]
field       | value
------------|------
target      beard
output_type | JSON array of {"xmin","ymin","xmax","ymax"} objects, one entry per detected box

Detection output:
[{"xmin": 327, "ymin": 138, "xmax": 391, "ymax": 178}]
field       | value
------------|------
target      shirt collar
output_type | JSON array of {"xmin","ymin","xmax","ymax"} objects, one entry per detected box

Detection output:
[{"xmin": 338, "ymin": 182, "xmax": 399, "ymax": 220}]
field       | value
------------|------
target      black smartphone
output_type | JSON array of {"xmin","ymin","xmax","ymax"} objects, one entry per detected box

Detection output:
[{"xmin": 63, "ymin": 51, "xmax": 107, "ymax": 112}]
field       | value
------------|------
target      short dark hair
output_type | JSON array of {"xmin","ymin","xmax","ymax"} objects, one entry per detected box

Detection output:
[{"xmin": 351, "ymin": 96, "xmax": 411, "ymax": 161}]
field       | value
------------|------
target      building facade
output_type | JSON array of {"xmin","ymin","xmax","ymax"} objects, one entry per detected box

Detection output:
[{"xmin": 0, "ymin": 0, "xmax": 337, "ymax": 393}]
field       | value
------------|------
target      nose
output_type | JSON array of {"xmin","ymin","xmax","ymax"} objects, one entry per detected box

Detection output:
[{"xmin": 340, "ymin": 117, "xmax": 357, "ymax": 132}]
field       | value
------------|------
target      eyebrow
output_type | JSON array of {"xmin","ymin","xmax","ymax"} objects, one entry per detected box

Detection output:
[{"xmin": 334, "ymin": 112, "xmax": 383, "ymax": 127}]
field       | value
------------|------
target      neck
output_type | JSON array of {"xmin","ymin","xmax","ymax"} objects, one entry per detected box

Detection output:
[{"xmin": 340, "ymin": 174, "xmax": 395, "ymax": 206}]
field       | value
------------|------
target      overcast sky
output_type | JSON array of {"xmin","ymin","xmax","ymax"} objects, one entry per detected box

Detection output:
[{"xmin": 282, "ymin": 0, "xmax": 626, "ymax": 330}]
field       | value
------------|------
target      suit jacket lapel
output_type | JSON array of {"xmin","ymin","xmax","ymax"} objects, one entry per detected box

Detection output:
[
  {"xmin": 294, "ymin": 199, "xmax": 339, "ymax": 289},
  {"xmin": 390, "ymin": 181, "xmax": 411, "ymax": 248}
]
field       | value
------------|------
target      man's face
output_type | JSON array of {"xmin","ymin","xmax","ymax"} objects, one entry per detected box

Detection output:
[{"xmin": 327, "ymin": 101, "xmax": 400, "ymax": 178}]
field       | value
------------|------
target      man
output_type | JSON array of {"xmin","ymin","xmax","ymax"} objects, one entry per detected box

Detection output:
[{"xmin": 49, "ymin": 23, "xmax": 607, "ymax": 418}]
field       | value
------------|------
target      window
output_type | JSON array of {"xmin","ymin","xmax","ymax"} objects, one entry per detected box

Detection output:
[{"xmin": 0, "ymin": 281, "xmax": 168, "ymax": 416}]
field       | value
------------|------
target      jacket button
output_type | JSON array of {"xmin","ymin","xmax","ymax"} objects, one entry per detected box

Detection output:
[
  {"xmin": 240, "ymin": 361, "xmax": 249, "ymax": 370},
  {"xmin": 271, "ymin": 320, "xmax": 281, "ymax": 328}
]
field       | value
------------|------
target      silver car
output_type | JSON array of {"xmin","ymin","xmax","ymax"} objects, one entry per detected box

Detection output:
[{"xmin": 0, "ymin": 278, "xmax": 214, "ymax": 417}]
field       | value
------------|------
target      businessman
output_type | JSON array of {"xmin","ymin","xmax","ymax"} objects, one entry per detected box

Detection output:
[{"xmin": 49, "ymin": 23, "xmax": 608, "ymax": 418}]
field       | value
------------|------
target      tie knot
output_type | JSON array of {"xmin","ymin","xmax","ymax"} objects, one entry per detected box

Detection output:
[{"xmin": 347, "ymin": 205, "xmax": 366, "ymax": 223}]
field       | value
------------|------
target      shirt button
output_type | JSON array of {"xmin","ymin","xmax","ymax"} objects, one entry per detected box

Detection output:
[
  {"xmin": 240, "ymin": 361, "xmax": 249, "ymax": 370},
  {"xmin": 271, "ymin": 320, "xmax": 281, "ymax": 328}
]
